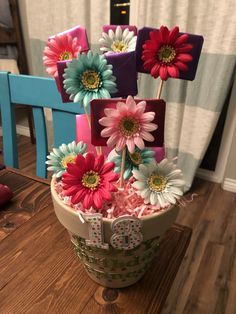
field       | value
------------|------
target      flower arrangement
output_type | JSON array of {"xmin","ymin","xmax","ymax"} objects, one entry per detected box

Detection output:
[
  {"xmin": 45, "ymin": 24, "xmax": 203, "ymax": 288},
  {"xmin": 48, "ymin": 94, "xmax": 185, "ymax": 217},
  {"xmin": 44, "ymin": 22, "xmax": 204, "ymax": 220}
]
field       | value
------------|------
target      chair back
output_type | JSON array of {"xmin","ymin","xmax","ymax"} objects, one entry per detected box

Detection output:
[{"xmin": 0, "ymin": 72, "xmax": 84, "ymax": 178}]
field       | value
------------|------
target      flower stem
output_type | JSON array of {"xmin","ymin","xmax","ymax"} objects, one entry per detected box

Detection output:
[
  {"xmin": 84, "ymin": 107, "xmax": 100, "ymax": 156},
  {"xmin": 119, "ymin": 147, "xmax": 126, "ymax": 188},
  {"xmin": 157, "ymin": 79, "xmax": 164, "ymax": 99}
]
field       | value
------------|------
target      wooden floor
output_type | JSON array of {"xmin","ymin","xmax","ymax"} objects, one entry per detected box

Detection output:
[
  {"xmin": 1, "ymin": 135, "xmax": 236, "ymax": 314},
  {"xmin": 0, "ymin": 135, "xmax": 37, "ymax": 176}
]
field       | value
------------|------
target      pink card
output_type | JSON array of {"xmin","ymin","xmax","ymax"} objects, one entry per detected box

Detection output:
[
  {"xmin": 76, "ymin": 115, "xmax": 111, "ymax": 156},
  {"xmin": 49, "ymin": 25, "xmax": 89, "ymax": 52}
]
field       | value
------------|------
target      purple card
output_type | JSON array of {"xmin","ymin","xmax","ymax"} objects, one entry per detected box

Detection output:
[
  {"xmin": 105, "ymin": 51, "xmax": 138, "ymax": 97},
  {"xmin": 136, "ymin": 27, "xmax": 204, "ymax": 81}
]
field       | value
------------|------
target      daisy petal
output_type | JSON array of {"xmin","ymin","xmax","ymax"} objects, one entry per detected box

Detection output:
[
  {"xmin": 160, "ymin": 26, "xmax": 169, "ymax": 44},
  {"xmin": 168, "ymin": 26, "xmax": 179, "ymax": 44},
  {"xmin": 140, "ymin": 131, "xmax": 155, "ymax": 142},
  {"xmin": 126, "ymin": 138, "xmax": 135, "ymax": 153},
  {"xmin": 177, "ymin": 53, "xmax": 193, "ymax": 62},
  {"xmin": 167, "ymin": 65, "xmax": 180, "ymax": 78},
  {"xmin": 159, "ymin": 66, "xmax": 168, "ymax": 80},
  {"xmin": 134, "ymin": 137, "xmax": 145, "ymax": 150}
]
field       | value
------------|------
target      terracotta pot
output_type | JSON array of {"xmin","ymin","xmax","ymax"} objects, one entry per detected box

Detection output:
[{"xmin": 51, "ymin": 179, "xmax": 179, "ymax": 288}]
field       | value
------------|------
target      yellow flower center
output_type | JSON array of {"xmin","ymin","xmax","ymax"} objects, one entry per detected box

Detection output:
[
  {"xmin": 158, "ymin": 45, "xmax": 176, "ymax": 63},
  {"xmin": 82, "ymin": 170, "xmax": 100, "ymax": 190},
  {"xmin": 59, "ymin": 51, "xmax": 72, "ymax": 61},
  {"xmin": 148, "ymin": 174, "xmax": 167, "ymax": 192},
  {"xmin": 61, "ymin": 154, "xmax": 76, "ymax": 169},
  {"xmin": 81, "ymin": 70, "xmax": 101, "ymax": 90},
  {"xmin": 129, "ymin": 151, "xmax": 142, "ymax": 166},
  {"xmin": 119, "ymin": 117, "xmax": 140, "ymax": 137},
  {"xmin": 111, "ymin": 40, "xmax": 128, "ymax": 52}
]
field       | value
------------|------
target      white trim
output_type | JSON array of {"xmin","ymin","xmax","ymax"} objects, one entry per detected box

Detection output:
[
  {"xmin": 196, "ymin": 72, "xmax": 236, "ymax": 184},
  {"xmin": 196, "ymin": 168, "xmax": 221, "ymax": 183},
  {"xmin": 212, "ymin": 73, "xmax": 236, "ymax": 182},
  {"xmin": 16, "ymin": 125, "xmax": 31, "ymax": 137},
  {"xmin": 222, "ymin": 178, "xmax": 236, "ymax": 193},
  {"xmin": 0, "ymin": 124, "xmax": 30, "ymax": 137}
]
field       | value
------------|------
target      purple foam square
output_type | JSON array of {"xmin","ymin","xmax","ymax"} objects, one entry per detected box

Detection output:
[
  {"xmin": 136, "ymin": 27, "xmax": 204, "ymax": 81},
  {"xmin": 102, "ymin": 25, "xmax": 137, "ymax": 35},
  {"xmin": 105, "ymin": 51, "xmax": 138, "ymax": 97}
]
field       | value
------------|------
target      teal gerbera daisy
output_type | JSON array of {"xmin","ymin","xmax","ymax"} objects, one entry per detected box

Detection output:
[
  {"xmin": 63, "ymin": 50, "xmax": 118, "ymax": 107},
  {"xmin": 112, "ymin": 147, "xmax": 155, "ymax": 180},
  {"xmin": 46, "ymin": 141, "xmax": 87, "ymax": 178}
]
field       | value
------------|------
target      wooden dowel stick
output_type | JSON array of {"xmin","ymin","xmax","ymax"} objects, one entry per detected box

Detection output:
[
  {"xmin": 84, "ymin": 106, "xmax": 91, "ymax": 128},
  {"xmin": 119, "ymin": 147, "xmax": 126, "ymax": 189},
  {"xmin": 157, "ymin": 79, "xmax": 164, "ymax": 99}
]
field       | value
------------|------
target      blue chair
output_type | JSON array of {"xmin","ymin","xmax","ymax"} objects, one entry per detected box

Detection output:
[{"xmin": 0, "ymin": 72, "xmax": 84, "ymax": 178}]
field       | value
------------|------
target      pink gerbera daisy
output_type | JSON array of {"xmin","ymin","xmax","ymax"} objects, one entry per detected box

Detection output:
[
  {"xmin": 99, "ymin": 96, "xmax": 158, "ymax": 153},
  {"xmin": 62, "ymin": 153, "xmax": 118, "ymax": 209},
  {"xmin": 43, "ymin": 33, "xmax": 82, "ymax": 77},
  {"xmin": 142, "ymin": 25, "xmax": 193, "ymax": 80}
]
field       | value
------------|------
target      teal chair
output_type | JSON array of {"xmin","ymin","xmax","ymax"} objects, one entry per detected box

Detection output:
[{"xmin": 0, "ymin": 72, "xmax": 84, "ymax": 178}]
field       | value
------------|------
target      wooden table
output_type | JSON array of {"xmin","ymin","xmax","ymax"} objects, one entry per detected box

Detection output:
[{"xmin": 0, "ymin": 168, "xmax": 192, "ymax": 313}]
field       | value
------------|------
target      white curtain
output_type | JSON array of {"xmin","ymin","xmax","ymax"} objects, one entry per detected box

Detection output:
[
  {"xmin": 130, "ymin": 0, "xmax": 236, "ymax": 190},
  {"xmin": 19, "ymin": 0, "xmax": 110, "ymax": 76}
]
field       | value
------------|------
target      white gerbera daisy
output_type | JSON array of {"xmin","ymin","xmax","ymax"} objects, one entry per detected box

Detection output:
[
  {"xmin": 132, "ymin": 159, "xmax": 185, "ymax": 208},
  {"xmin": 99, "ymin": 26, "xmax": 137, "ymax": 53},
  {"xmin": 46, "ymin": 141, "xmax": 87, "ymax": 178}
]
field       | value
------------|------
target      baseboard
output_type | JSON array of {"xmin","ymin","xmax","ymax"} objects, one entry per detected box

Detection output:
[
  {"xmin": 0, "ymin": 124, "xmax": 30, "ymax": 137},
  {"xmin": 196, "ymin": 168, "xmax": 221, "ymax": 183},
  {"xmin": 16, "ymin": 125, "xmax": 31, "ymax": 137},
  {"xmin": 222, "ymin": 178, "xmax": 236, "ymax": 193}
]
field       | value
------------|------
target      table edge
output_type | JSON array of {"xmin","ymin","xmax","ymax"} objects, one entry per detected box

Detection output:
[{"xmin": 1, "ymin": 167, "xmax": 50, "ymax": 186}]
